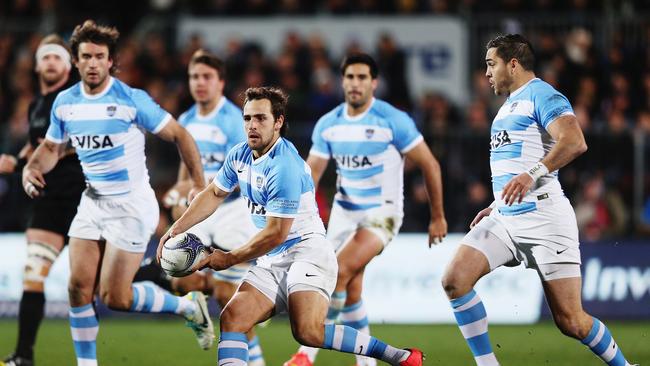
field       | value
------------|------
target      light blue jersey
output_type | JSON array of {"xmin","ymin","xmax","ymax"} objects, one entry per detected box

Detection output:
[
  {"xmin": 310, "ymin": 98, "xmax": 423, "ymax": 213},
  {"xmin": 490, "ymin": 78, "xmax": 574, "ymax": 215},
  {"xmin": 178, "ymin": 97, "xmax": 245, "ymax": 183},
  {"xmin": 214, "ymin": 137, "xmax": 326, "ymax": 257},
  {"xmin": 46, "ymin": 77, "xmax": 171, "ymax": 196}
]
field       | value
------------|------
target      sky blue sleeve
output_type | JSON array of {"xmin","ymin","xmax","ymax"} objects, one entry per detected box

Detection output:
[
  {"xmin": 265, "ymin": 163, "xmax": 301, "ymax": 217},
  {"xmin": 131, "ymin": 89, "xmax": 172, "ymax": 133},
  {"xmin": 45, "ymin": 97, "xmax": 68, "ymax": 143},
  {"xmin": 309, "ymin": 117, "xmax": 331, "ymax": 158},
  {"xmin": 391, "ymin": 111, "xmax": 423, "ymax": 153},
  {"xmin": 534, "ymin": 86, "xmax": 574, "ymax": 129},
  {"xmin": 214, "ymin": 147, "xmax": 239, "ymax": 192}
]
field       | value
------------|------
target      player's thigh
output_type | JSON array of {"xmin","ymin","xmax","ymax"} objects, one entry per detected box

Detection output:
[
  {"xmin": 221, "ymin": 282, "xmax": 275, "ymax": 332},
  {"xmin": 541, "ymin": 275, "xmax": 588, "ymax": 326},
  {"xmin": 288, "ymin": 290, "xmax": 330, "ymax": 333},
  {"xmin": 336, "ymin": 228, "xmax": 384, "ymax": 278},
  {"xmin": 98, "ymin": 243, "xmax": 145, "ymax": 297}
]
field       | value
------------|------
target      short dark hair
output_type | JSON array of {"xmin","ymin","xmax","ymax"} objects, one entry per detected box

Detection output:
[
  {"xmin": 486, "ymin": 34, "xmax": 535, "ymax": 71},
  {"xmin": 340, "ymin": 53, "xmax": 378, "ymax": 79},
  {"xmin": 189, "ymin": 49, "xmax": 226, "ymax": 80},
  {"xmin": 70, "ymin": 20, "xmax": 120, "ymax": 74},
  {"xmin": 243, "ymin": 87, "xmax": 289, "ymax": 136}
]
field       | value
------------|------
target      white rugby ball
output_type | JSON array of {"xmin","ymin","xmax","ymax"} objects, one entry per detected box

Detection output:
[{"xmin": 160, "ymin": 232, "xmax": 207, "ymax": 277}]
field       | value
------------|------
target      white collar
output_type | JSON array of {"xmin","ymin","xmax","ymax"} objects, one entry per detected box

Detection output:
[
  {"xmin": 344, "ymin": 98, "xmax": 375, "ymax": 121},
  {"xmin": 81, "ymin": 76, "xmax": 114, "ymax": 100},
  {"xmin": 196, "ymin": 96, "xmax": 226, "ymax": 120}
]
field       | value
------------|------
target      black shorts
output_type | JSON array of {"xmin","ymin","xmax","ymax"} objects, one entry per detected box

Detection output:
[{"xmin": 26, "ymin": 155, "xmax": 85, "ymax": 242}]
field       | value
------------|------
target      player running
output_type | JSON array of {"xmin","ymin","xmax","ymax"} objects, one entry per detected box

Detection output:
[
  {"xmin": 441, "ymin": 34, "xmax": 637, "ymax": 366},
  {"xmin": 134, "ymin": 49, "xmax": 266, "ymax": 365},
  {"xmin": 157, "ymin": 86, "xmax": 424, "ymax": 366},
  {"xmin": 0, "ymin": 34, "xmax": 85, "ymax": 366},
  {"xmin": 286, "ymin": 53, "xmax": 446, "ymax": 366},
  {"xmin": 21, "ymin": 20, "xmax": 213, "ymax": 366}
]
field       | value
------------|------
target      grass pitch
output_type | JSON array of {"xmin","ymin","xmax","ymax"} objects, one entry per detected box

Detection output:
[{"xmin": 0, "ymin": 318, "xmax": 648, "ymax": 365}]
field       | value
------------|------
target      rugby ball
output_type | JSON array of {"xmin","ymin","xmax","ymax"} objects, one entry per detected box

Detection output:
[{"xmin": 160, "ymin": 232, "xmax": 207, "ymax": 277}]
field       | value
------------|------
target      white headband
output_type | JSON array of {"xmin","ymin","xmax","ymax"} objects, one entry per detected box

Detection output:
[{"xmin": 35, "ymin": 44, "xmax": 71, "ymax": 70}]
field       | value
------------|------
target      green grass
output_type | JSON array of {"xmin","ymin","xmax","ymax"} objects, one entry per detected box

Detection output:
[{"xmin": 1, "ymin": 318, "xmax": 648, "ymax": 365}]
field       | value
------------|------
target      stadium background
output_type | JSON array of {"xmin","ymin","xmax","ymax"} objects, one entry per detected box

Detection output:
[{"xmin": 0, "ymin": 1, "xmax": 649, "ymax": 365}]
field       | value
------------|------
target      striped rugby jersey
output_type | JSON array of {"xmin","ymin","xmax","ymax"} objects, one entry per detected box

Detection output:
[
  {"xmin": 214, "ymin": 137, "xmax": 326, "ymax": 257},
  {"xmin": 178, "ymin": 96, "xmax": 245, "ymax": 183},
  {"xmin": 46, "ymin": 77, "xmax": 171, "ymax": 196},
  {"xmin": 490, "ymin": 78, "xmax": 574, "ymax": 215},
  {"xmin": 310, "ymin": 98, "xmax": 423, "ymax": 213}
]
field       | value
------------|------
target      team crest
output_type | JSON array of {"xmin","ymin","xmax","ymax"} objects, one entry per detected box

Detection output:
[
  {"xmin": 256, "ymin": 176, "xmax": 264, "ymax": 189},
  {"xmin": 106, "ymin": 105, "xmax": 117, "ymax": 117},
  {"xmin": 509, "ymin": 102, "xmax": 518, "ymax": 112},
  {"xmin": 365, "ymin": 128, "xmax": 375, "ymax": 139}
]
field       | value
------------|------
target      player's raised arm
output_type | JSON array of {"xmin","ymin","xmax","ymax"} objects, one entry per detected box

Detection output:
[
  {"xmin": 404, "ymin": 141, "xmax": 447, "ymax": 246},
  {"xmin": 157, "ymin": 120, "xmax": 205, "ymax": 199},
  {"xmin": 22, "ymin": 139, "xmax": 64, "ymax": 198}
]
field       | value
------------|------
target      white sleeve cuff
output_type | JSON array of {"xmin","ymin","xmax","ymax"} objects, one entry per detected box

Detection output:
[{"xmin": 400, "ymin": 134, "xmax": 424, "ymax": 154}]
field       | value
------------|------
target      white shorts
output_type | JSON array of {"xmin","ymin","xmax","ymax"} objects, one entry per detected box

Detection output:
[
  {"xmin": 68, "ymin": 187, "xmax": 159, "ymax": 253},
  {"xmin": 188, "ymin": 197, "xmax": 258, "ymax": 284},
  {"xmin": 327, "ymin": 202, "xmax": 403, "ymax": 251},
  {"xmin": 244, "ymin": 236, "xmax": 338, "ymax": 314},
  {"xmin": 462, "ymin": 196, "xmax": 582, "ymax": 281}
]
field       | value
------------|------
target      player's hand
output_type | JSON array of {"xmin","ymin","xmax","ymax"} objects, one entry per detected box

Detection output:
[
  {"xmin": 157, "ymin": 226, "xmax": 183, "ymax": 264},
  {"xmin": 428, "ymin": 216, "xmax": 448, "ymax": 247},
  {"xmin": 187, "ymin": 184, "xmax": 204, "ymax": 205},
  {"xmin": 162, "ymin": 187, "xmax": 180, "ymax": 209},
  {"xmin": 501, "ymin": 173, "xmax": 534, "ymax": 206},
  {"xmin": 22, "ymin": 167, "xmax": 46, "ymax": 198},
  {"xmin": 191, "ymin": 248, "xmax": 232, "ymax": 272},
  {"xmin": 0, "ymin": 154, "xmax": 17, "ymax": 173},
  {"xmin": 470, "ymin": 207, "xmax": 493, "ymax": 228}
]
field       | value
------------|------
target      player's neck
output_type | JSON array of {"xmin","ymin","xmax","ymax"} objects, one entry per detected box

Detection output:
[
  {"xmin": 198, "ymin": 95, "xmax": 222, "ymax": 116},
  {"xmin": 508, "ymin": 72, "xmax": 536, "ymax": 95},
  {"xmin": 40, "ymin": 74, "xmax": 69, "ymax": 95},
  {"xmin": 347, "ymin": 98, "xmax": 373, "ymax": 117},
  {"xmin": 83, "ymin": 76, "xmax": 112, "ymax": 96}
]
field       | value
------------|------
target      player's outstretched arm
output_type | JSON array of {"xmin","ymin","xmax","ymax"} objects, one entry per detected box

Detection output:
[
  {"xmin": 193, "ymin": 216, "xmax": 294, "ymax": 271},
  {"xmin": 501, "ymin": 115, "xmax": 587, "ymax": 206},
  {"xmin": 405, "ymin": 141, "xmax": 447, "ymax": 246},
  {"xmin": 157, "ymin": 182, "xmax": 229, "ymax": 262},
  {"xmin": 22, "ymin": 140, "xmax": 63, "ymax": 198},
  {"xmin": 157, "ymin": 120, "xmax": 205, "ymax": 201},
  {"xmin": 306, "ymin": 154, "xmax": 329, "ymax": 189}
]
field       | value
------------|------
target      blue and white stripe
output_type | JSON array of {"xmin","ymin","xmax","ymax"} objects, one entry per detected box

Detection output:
[
  {"xmin": 179, "ymin": 97, "xmax": 245, "ymax": 183},
  {"xmin": 69, "ymin": 303, "xmax": 98, "ymax": 366},
  {"xmin": 326, "ymin": 291, "xmax": 347, "ymax": 322},
  {"xmin": 322, "ymin": 324, "xmax": 408, "ymax": 364},
  {"xmin": 450, "ymin": 290, "xmax": 499, "ymax": 366},
  {"xmin": 247, "ymin": 335, "xmax": 264, "ymax": 364},
  {"xmin": 47, "ymin": 77, "xmax": 171, "ymax": 196},
  {"xmin": 489, "ymin": 78, "xmax": 574, "ymax": 215},
  {"xmin": 582, "ymin": 317, "xmax": 629, "ymax": 366},
  {"xmin": 310, "ymin": 98, "xmax": 423, "ymax": 213},
  {"xmin": 130, "ymin": 282, "xmax": 182, "ymax": 314},
  {"xmin": 341, "ymin": 301, "xmax": 370, "ymax": 332},
  {"xmin": 218, "ymin": 332, "xmax": 248, "ymax": 366}
]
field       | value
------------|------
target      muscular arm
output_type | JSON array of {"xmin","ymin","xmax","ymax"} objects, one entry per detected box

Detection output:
[
  {"xmin": 193, "ymin": 215, "xmax": 294, "ymax": 271},
  {"xmin": 157, "ymin": 120, "xmax": 205, "ymax": 192},
  {"xmin": 306, "ymin": 154, "xmax": 329, "ymax": 189},
  {"xmin": 541, "ymin": 115, "xmax": 588, "ymax": 171},
  {"xmin": 404, "ymin": 141, "xmax": 447, "ymax": 245},
  {"xmin": 501, "ymin": 114, "xmax": 587, "ymax": 205}
]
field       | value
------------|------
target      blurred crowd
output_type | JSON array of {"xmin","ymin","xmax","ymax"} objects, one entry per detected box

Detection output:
[{"xmin": 1, "ymin": 2, "xmax": 649, "ymax": 241}]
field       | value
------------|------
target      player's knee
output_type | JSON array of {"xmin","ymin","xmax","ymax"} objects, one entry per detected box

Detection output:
[
  {"xmin": 24, "ymin": 242, "xmax": 58, "ymax": 291},
  {"xmin": 441, "ymin": 267, "xmax": 464, "ymax": 298},
  {"xmin": 290, "ymin": 321, "xmax": 323, "ymax": 347},
  {"xmin": 219, "ymin": 304, "xmax": 252, "ymax": 333},
  {"xmin": 554, "ymin": 312, "xmax": 590, "ymax": 340},
  {"xmin": 68, "ymin": 278, "xmax": 93, "ymax": 304},
  {"xmin": 100, "ymin": 290, "xmax": 131, "ymax": 311}
]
